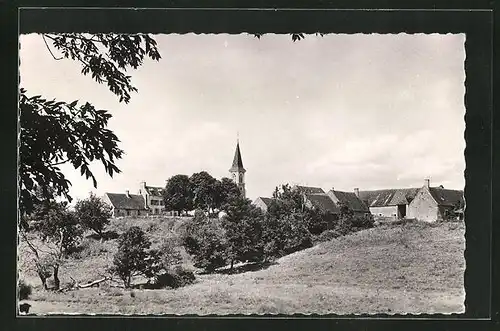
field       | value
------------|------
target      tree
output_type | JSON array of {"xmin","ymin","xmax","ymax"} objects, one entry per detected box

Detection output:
[
  {"xmin": 19, "ymin": 33, "xmax": 161, "ymax": 215},
  {"xmin": 163, "ymin": 174, "xmax": 194, "ymax": 215},
  {"xmin": 21, "ymin": 201, "xmax": 84, "ymax": 290},
  {"xmin": 74, "ymin": 192, "xmax": 112, "ymax": 238},
  {"xmin": 112, "ymin": 226, "xmax": 160, "ymax": 288},
  {"xmin": 182, "ymin": 212, "xmax": 228, "ymax": 272},
  {"xmin": 262, "ymin": 200, "xmax": 313, "ymax": 259},
  {"xmin": 272, "ymin": 184, "xmax": 304, "ymax": 214},
  {"xmin": 190, "ymin": 171, "xmax": 218, "ymax": 213},
  {"xmin": 215, "ymin": 177, "xmax": 242, "ymax": 212},
  {"xmin": 221, "ymin": 195, "xmax": 265, "ymax": 271}
]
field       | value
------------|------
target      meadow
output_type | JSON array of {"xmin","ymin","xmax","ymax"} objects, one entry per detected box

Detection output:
[{"xmin": 18, "ymin": 217, "xmax": 465, "ymax": 315}]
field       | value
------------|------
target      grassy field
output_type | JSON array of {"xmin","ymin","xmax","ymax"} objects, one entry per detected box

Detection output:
[{"xmin": 18, "ymin": 217, "xmax": 465, "ymax": 315}]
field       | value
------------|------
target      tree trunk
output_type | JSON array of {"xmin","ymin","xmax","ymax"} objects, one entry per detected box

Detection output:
[
  {"xmin": 230, "ymin": 259, "xmax": 234, "ymax": 273},
  {"xmin": 37, "ymin": 270, "xmax": 48, "ymax": 290},
  {"xmin": 53, "ymin": 266, "xmax": 60, "ymax": 291}
]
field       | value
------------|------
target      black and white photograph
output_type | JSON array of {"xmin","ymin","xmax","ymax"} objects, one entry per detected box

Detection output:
[{"xmin": 18, "ymin": 28, "xmax": 467, "ymax": 315}]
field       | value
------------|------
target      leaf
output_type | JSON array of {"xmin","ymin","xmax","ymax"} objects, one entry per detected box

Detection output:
[{"xmin": 69, "ymin": 100, "xmax": 78, "ymax": 108}]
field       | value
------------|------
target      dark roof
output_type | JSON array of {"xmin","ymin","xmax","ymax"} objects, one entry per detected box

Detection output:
[
  {"xmin": 229, "ymin": 142, "xmax": 246, "ymax": 172},
  {"xmin": 358, "ymin": 188, "xmax": 419, "ymax": 207},
  {"xmin": 256, "ymin": 197, "xmax": 274, "ymax": 206},
  {"xmin": 145, "ymin": 186, "xmax": 164, "ymax": 197},
  {"xmin": 294, "ymin": 185, "xmax": 325, "ymax": 194},
  {"xmin": 329, "ymin": 190, "xmax": 369, "ymax": 212},
  {"xmin": 429, "ymin": 187, "xmax": 464, "ymax": 207},
  {"xmin": 305, "ymin": 194, "xmax": 340, "ymax": 214},
  {"xmin": 105, "ymin": 193, "xmax": 146, "ymax": 210}
]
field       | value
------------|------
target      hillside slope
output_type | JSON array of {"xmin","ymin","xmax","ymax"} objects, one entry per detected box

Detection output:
[{"xmin": 20, "ymin": 220, "xmax": 465, "ymax": 315}]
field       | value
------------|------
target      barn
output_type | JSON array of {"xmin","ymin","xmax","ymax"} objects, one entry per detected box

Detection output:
[
  {"xmin": 357, "ymin": 187, "xmax": 419, "ymax": 219},
  {"xmin": 407, "ymin": 180, "xmax": 464, "ymax": 222}
]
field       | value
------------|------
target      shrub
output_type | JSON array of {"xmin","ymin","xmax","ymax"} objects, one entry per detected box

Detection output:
[
  {"xmin": 335, "ymin": 213, "xmax": 375, "ymax": 235},
  {"xmin": 262, "ymin": 213, "xmax": 313, "ymax": 259},
  {"xmin": 304, "ymin": 209, "xmax": 338, "ymax": 235},
  {"xmin": 18, "ymin": 280, "xmax": 32, "ymax": 300},
  {"xmin": 153, "ymin": 266, "xmax": 196, "ymax": 289},
  {"xmin": 316, "ymin": 229, "xmax": 342, "ymax": 242}
]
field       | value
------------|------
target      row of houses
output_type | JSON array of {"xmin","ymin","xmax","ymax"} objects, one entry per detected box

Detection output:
[{"xmin": 253, "ymin": 179, "xmax": 464, "ymax": 222}]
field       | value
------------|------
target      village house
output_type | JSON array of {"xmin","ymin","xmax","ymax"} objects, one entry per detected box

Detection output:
[
  {"xmin": 253, "ymin": 197, "xmax": 275, "ymax": 213},
  {"xmin": 292, "ymin": 185, "xmax": 325, "ymax": 195},
  {"xmin": 138, "ymin": 181, "xmax": 165, "ymax": 215},
  {"xmin": 357, "ymin": 187, "xmax": 420, "ymax": 219},
  {"xmin": 303, "ymin": 193, "xmax": 340, "ymax": 214},
  {"xmin": 327, "ymin": 189, "xmax": 370, "ymax": 216},
  {"xmin": 103, "ymin": 190, "xmax": 147, "ymax": 217},
  {"xmin": 407, "ymin": 179, "xmax": 464, "ymax": 222}
]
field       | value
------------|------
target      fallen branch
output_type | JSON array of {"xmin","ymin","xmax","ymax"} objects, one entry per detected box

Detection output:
[
  {"xmin": 59, "ymin": 276, "xmax": 111, "ymax": 292},
  {"xmin": 78, "ymin": 277, "xmax": 110, "ymax": 288}
]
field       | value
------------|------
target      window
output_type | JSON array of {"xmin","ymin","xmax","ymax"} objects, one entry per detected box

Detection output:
[{"xmin": 126, "ymin": 210, "xmax": 130, "ymax": 216}]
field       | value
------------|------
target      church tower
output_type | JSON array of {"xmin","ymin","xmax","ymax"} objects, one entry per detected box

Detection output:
[{"xmin": 229, "ymin": 139, "xmax": 246, "ymax": 198}]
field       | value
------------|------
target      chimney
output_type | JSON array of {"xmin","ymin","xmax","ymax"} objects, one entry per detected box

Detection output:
[
  {"xmin": 424, "ymin": 178, "xmax": 430, "ymax": 188},
  {"xmin": 125, "ymin": 190, "xmax": 130, "ymax": 198},
  {"xmin": 354, "ymin": 188, "xmax": 360, "ymax": 197}
]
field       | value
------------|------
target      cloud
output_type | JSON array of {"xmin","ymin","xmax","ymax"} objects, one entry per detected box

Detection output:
[{"xmin": 19, "ymin": 33, "xmax": 466, "ymax": 201}]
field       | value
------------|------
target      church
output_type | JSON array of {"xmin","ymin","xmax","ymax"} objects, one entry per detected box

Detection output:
[{"xmin": 103, "ymin": 140, "xmax": 246, "ymax": 217}]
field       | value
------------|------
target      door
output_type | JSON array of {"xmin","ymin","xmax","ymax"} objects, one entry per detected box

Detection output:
[{"xmin": 397, "ymin": 205, "xmax": 406, "ymax": 219}]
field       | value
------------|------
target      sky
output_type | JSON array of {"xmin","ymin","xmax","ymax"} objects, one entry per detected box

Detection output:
[{"xmin": 19, "ymin": 33, "xmax": 466, "ymax": 202}]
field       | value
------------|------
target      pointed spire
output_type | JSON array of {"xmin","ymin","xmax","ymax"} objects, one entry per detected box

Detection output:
[{"xmin": 229, "ymin": 139, "xmax": 246, "ymax": 173}]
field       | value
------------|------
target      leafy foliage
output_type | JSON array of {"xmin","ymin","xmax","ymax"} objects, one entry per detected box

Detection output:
[
  {"xmin": 74, "ymin": 192, "xmax": 112, "ymax": 238},
  {"xmin": 221, "ymin": 195, "xmax": 265, "ymax": 269},
  {"xmin": 262, "ymin": 210, "xmax": 313, "ymax": 259},
  {"xmin": 153, "ymin": 266, "xmax": 196, "ymax": 289},
  {"xmin": 163, "ymin": 174, "xmax": 194, "ymax": 215},
  {"xmin": 182, "ymin": 212, "xmax": 228, "ymax": 272},
  {"xmin": 18, "ymin": 280, "xmax": 33, "ymax": 300},
  {"xmin": 19, "ymin": 33, "xmax": 161, "ymax": 215},
  {"xmin": 159, "ymin": 237, "xmax": 183, "ymax": 270},
  {"xmin": 43, "ymin": 33, "xmax": 161, "ymax": 103},
  {"xmin": 216, "ymin": 177, "xmax": 242, "ymax": 212},
  {"xmin": 303, "ymin": 207, "xmax": 338, "ymax": 235},
  {"xmin": 19, "ymin": 89, "xmax": 123, "ymax": 215},
  {"xmin": 21, "ymin": 201, "xmax": 83, "ymax": 290},
  {"xmin": 112, "ymin": 226, "xmax": 159, "ymax": 288},
  {"xmin": 190, "ymin": 171, "xmax": 219, "ymax": 213},
  {"xmin": 28, "ymin": 201, "xmax": 83, "ymax": 254}
]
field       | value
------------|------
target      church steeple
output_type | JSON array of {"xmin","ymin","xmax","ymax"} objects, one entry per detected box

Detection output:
[{"xmin": 229, "ymin": 138, "xmax": 246, "ymax": 197}]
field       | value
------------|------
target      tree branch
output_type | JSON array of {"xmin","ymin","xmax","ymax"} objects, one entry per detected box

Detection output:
[{"xmin": 42, "ymin": 34, "xmax": 63, "ymax": 61}]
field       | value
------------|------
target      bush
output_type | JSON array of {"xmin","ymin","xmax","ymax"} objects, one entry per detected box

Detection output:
[
  {"xmin": 315, "ymin": 229, "xmax": 342, "ymax": 242},
  {"xmin": 153, "ymin": 266, "xmax": 196, "ymax": 289},
  {"xmin": 336, "ymin": 213, "xmax": 375, "ymax": 235},
  {"xmin": 262, "ymin": 213, "xmax": 313, "ymax": 259},
  {"xmin": 18, "ymin": 280, "xmax": 32, "ymax": 300}
]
